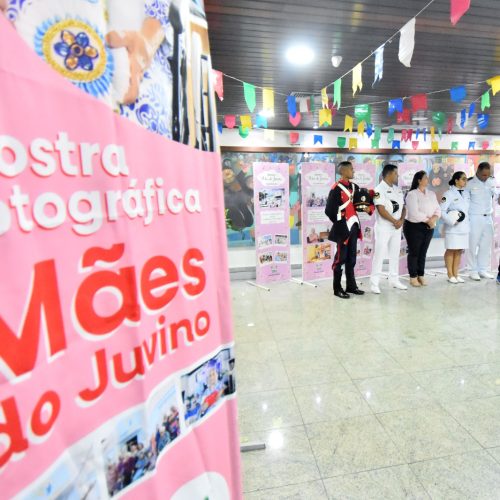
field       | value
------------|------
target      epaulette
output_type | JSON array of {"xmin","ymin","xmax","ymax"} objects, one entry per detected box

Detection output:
[{"xmin": 467, "ymin": 177, "xmax": 473, "ymax": 181}]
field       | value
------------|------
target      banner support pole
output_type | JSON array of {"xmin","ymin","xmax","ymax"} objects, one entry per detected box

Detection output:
[
  {"xmin": 240, "ymin": 443, "xmax": 266, "ymax": 453},
  {"xmin": 246, "ymin": 281, "xmax": 271, "ymax": 292},
  {"xmin": 290, "ymin": 278, "xmax": 318, "ymax": 288}
]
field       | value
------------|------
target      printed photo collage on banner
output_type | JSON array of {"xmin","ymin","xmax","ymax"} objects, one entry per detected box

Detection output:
[{"xmin": 0, "ymin": 5, "xmax": 241, "ymax": 500}]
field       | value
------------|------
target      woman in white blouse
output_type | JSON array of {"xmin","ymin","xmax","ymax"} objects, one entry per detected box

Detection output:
[{"xmin": 403, "ymin": 171, "xmax": 441, "ymax": 287}]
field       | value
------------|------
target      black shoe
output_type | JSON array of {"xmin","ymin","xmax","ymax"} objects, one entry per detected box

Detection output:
[
  {"xmin": 346, "ymin": 288, "xmax": 365, "ymax": 295},
  {"xmin": 334, "ymin": 289, "xmax": 350, "ymax": 299}
]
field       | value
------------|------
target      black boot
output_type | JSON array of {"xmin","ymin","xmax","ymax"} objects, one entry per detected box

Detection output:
[{"xmin": 333, "ymin": 272, "xmax": 350, "ymax": 299}]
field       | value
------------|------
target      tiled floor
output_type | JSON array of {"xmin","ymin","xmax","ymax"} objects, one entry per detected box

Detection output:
[{"xmin": 233, "ymin": 273, "xmax": 500, "ymax": 499}]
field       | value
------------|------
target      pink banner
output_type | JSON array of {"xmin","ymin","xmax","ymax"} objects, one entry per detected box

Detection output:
[
  {"xmin": 0, "ymin": 18, "xmax": 241, "ymax": 499},
  {"xmin": 353, "ymin": 162, "xmax": 376, "ymax": 278},
  {"xmin": 301, "ymin": 163, "xmax": 335, "ymax": 281},
  {"xmin": 253, "ymin": 163, "xmax": 291, "ymax": 284}
]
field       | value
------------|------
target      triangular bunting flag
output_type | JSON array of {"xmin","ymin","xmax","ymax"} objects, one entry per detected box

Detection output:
[
  {"xmin": 314, "ymin": 135, "xmax": 323, "ymax": 145},
  {"xmin": 264, "ymin": 129, "xmax": 275, "ymax": 142},
  {"xmin": 352, "ymin": 63, "xmax": 363, "ymax": 96},
  {"xmin": 456, "ymin": 112, "xmax": 461, "ymax": 128},
  {"xmin": 402, "ymin": 129, "xmax": 409, "ymax": 142},
  {"xmin": 243, "ymin": 82, "xmax": 256, "ymax": 112},
  {"xmin": 218, "ymin": 123, "xmax": 223, "ymax": 134},
  {"xmin": 451, "ymin": 0, "xmax": 471, "ymax": 25},
  {"xmin": 373, "ymin": 45, "xmax": 384, "ymax": 86},
  {"xmin": 392, "ymin": 140, "xmax": 401, "ymax": 150},
  {"xmin": 371, "ymin": 138, "xmax": 380, "ymax": 149},
  {"xmin": 468, "ymin": 141, "xmax": 475, "ymax": 150},
  {"xmin": 451, "ymin": 141, "xmax": 459, "ymax": 150},
  {"xmin": 358, "ymin": 121, "xmax": 366, "ymax": 136},
  {"xmin": 477, "ymin": 113, "xmax": 489, "ymax": 129},
  {"xmin": 344, "ymin": 115, "xmax": 354, "ymax": 132},
  {"xmin": 240, "ymin": 115, "xmax": 252, "ymax": 129},
  {"xmin": 337, "ymin": 136, "xmax": 347, "ymax": 148},
  {"xmin": 387, "ymin": 128, "xmax": 395, "ymax": 143},
  {"xmin": 447, "ymin": 117, "xmax": 454, "ymax": 134},
  {"xmin": 309, "ymin": 95, "xmax": 316, "ymax": 113},
  {"xmin": 366, "ymin": 124, "xmax": 374, "ymax": 138},
  {"xmin": 407, "ymin": 129, "xmax": 413, "ymax": 142},
  {"xmin": 263, "ymin": 88, "xmax": 274, "ymax": 113},
  {"xmin": 399, "ymin": 18, "xmax": 416, "ymax": 67},
  {"xmin": 355, "ymin": 104, "xmax": 372, "ymax": 124},
  {"xmin": 212, "ymin": 70, "xmax": 224, "ymax": 101},
  {"xmin": 319, "ymin": 108, "xmax": 332, "ymax": 126},
  {"xmin": 299, "ymin": 97, "xmax": 309, "ymax": 113},
  {"xmin": 349, "ymin": 137, "xmax": 358, "ymax": 150},
  {"xmin": 412, "ymin": 141, "xmax": 419, "ymax": 150},
  {"xmin": 460, "ymin": 109, "xmax": 467, "ymax": 128},
  {"xmin": 423, "ymin": 128, "xmax": 428, "ymax": 141},
  {"xmin": 416, "ymin": 128, "xmax": 420, "ymax": 139},
  {"xmin": 289, "ymin": 112, "xmax": 302, "ymax": 127},
  {"xmin": 450, "ymin": 86, "xmax": 467, "ymax": 103},
  {"xmin": 397, "ymin": 109, "xmax": 411, "ymax": 123},
  {"xmin": 482, "ymin": 141, "xmax": 490, "ymax": 150},
  {"xmin": 481, "ymin": 91, "xmax": 491, "ymax": 111},
  {"xmin": 388, "ymin": 98, "xmax": 403, "ymax": 115},
  {"xmin": 256, "ymin": 115, "xmax": 268, "ymax": 128},
  {"xmin": 333, "ymin": 79, "xmax": 342, "ymax": 108},
  {"xmin": 290, "ymin": 132, "xmax": 300, "ymax": 144},
  {"xmin": 438, "ymin": 128, "xmax": 443, "ymax": 139},
  {"xmin": 468, "ymin": 102, "xmax": 476, "ymax": 118},
  {"xmin": 239, "ymin": 126, "xmax": 250, "ymax": 138},
  {"xmin": 430, "ymin": 126, "xmax": 435, "ymax": 141},
  {"xmin": 374, "ymin": 127, "xmax": 382, "ymax": 141},
  {"xmin": 411, "ymin": 94, "xmax": 428, "ymax": 112},
  {"xmin": 487, "ymin": 76, "xmax": 500, "ymax": 96},
  {"xmin": 431, "ymin": 140, "xmax": 439, "ymax": 152},
  {"xmin": 225, "ymin": 115, "xmax": 236, "ymax": 129},
  {"xmin": 494, "ymin": 140, "xmax": 500, "ymax": 151},
  {"xmin": 321, "ymin": 87, "xmax": 329, "ymax": 108},
  {"xmin": 287, "ymin": 96, "xmax": 297, "ymax": 117}
]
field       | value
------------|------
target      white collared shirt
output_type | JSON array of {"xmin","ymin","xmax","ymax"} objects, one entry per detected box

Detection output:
[{"xmin": 373, "ymin": 180, "xmax": 404, "ymax": 229}]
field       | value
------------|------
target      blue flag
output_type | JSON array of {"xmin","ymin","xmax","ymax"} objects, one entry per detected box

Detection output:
[
  {"xmin": 255, "ymin": 115, "xmax": 268, "ymax": 128},
  {"xmin": 477, "ymin": 113, "xmax": 489, "ymax": 129},
  {"xmin": 450, "ymin": 86, "xmax": 467, "ymax": 103},
  {"xmin": 460, "ymin": 109, "xmax": 467, "ymax": 128},
  {"xmin": 366, "ymin": 123, "xmax": 374, "ymax": 138},
  {"xmin": 218, "ymin": 122, "xmax": 223, "ymax": 134},
  {"xmin": 388, "ymin": 98, "xmax": 403, "ymax": 115},
  {"xmin": 468, "ymin": 141, "xmax": 476, "ymax": 150},
  {"xmin": 373, "ymin": 45, "xmax": 384, "ymax": 86},
  {"xmin": 468, "ymin": 102, "xmax": 476, "ymax": 118},
  {"xmin": 314, "ymin": 134, "xmax": 323, "ymax": 145},
  {"xmin": 392, "ymin": 140, "xmax": 401, "ymax": 149},
  {"xmin": 287, "ymin": 96, "xmax": 297, "ymax": 117}
]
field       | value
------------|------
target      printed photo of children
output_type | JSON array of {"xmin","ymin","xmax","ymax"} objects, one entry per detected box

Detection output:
[
  {"xmin": 274, "ymin": 251, "xmax": 288, "ymax": 263},
  {"xmin": 257, "ymin": 234, "xmax": 273, "ymax": 249},
  {"xmin": 275, "ymin": 234, "xmax": 288, "ymax": 246},
  {"xmin": 259, "ymin": 189, "xmax": 285, "ymax": 208},
  {"xmin": 305, "ymin": 187, "xmax": 329, "ymax": 208},
  {"xmin": 306, "ymin": 242, "xmax": 332, "ymax": 263},
  {"xmin": 258, "ymin": 252, "xmax": 273, "ymax": 265}
]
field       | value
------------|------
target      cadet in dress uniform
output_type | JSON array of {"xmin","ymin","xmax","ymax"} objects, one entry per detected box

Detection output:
[
  {"xmin": 440, "ymin": 171, "xmax": 470, "ymax": 284},
  {"xmin": 465, "ymin": 162, "xmax": 499, "ymax": 280},
  {"xmin": 370, "ymin": 164, "xmax": 407, "ymax": 294},
  {"xmin": 325, "ymin": 161, "xmax": 374, "ymax": 299}
]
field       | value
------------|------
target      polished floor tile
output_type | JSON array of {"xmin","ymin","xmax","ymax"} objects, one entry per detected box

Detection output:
[
  {"xmin": 243, "ymin": 480, "xmax": 328, "ymax": 499},
  {"xmin": 323, "ymin": 465, "xmax": 429, "ymax": 500},
  {"xmin": 339, "ymin": 348, "xmax": 404, "ymax": 380},
  {"xmin": 386, "ymin": 346, "xmax": 456, "ymax": 373},
  {"xmin": 283, "ymin": 355, "xmax": 350, "ymax": 387}
]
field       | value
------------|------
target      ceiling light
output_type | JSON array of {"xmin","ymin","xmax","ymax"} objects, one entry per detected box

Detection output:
[
  {"xmin": 473, "ymin": 126, "xmax": 478, "ymax": 134},
  {"xmin": 331, "ymin": 55, "xmax": 342, "ymax": 68},
  {"xmin": 285, "ymin": 45, "xmax": 315, "ymax": 66},
  {"xmin": 259, "ymin": 109, "xmax": 275, "ymax": 118}
]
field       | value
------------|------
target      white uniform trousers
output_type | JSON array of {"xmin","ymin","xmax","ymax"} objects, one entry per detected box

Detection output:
[
  {"xmin": 370, "ymin": 226, "xmax": 402, "ymax": 286},
  {"xmin": 468, "ymin": 215, "xmax": 494, "ymax": 272}
]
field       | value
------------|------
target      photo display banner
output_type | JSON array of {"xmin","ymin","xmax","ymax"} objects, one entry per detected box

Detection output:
[
  {"xmin": 253, "ymin": 162, "xmax": 291, "ymax": 284},
  {"xmin": 0, "ymin": 17, "xmax": 241, "ymax": 500},
  {"xmin": 301, "ymin": 163, "xmax": 335, "ymax": 281},
  {"xmin": 353, "ymin": 162, "xmax": 377, "ymax": 278}
]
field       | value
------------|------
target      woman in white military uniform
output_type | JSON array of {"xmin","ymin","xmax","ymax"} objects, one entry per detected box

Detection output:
[
  {"xmin": 370, "ymin": 164, "xmax": 407, "ymax": 294},
  {"xmin": 440, "ymin": 171, "xmax": 470, "ymax": 284}
]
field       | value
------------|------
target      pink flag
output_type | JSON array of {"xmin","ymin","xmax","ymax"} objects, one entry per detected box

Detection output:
[
  {"xmin": 397, "ymin": 109, "xmax": 411, "ymax": 124},
  {"xmin": 482, "ymin": 140, "xmax": 490, "ymax": 150},
  {"xmin": 290, "ymin": 132, "xmax": 300, "ymax": 144},
  {"xmin": 412, "ymin": 141, "xmax": 419, "ymax": 150},
  {"xmin": 224, "ymin": 115, "xmax": 236, "ymax": 129},
  {"xmin": 411, "ymin": 94, "xmax": 428, "ymax": 112},
  {"xmin": 402, "ymin": 129, "xmax": 409, "ymax": 142},
  {"xmin": 212, "ymin": 70, "xmax": 224, "ymax": 101},
  {"xmin": 289, "ymin": 112, "xmax": 302, "ymax": 127},
  {"xmin": 450, "ymin": 0, "xmax": 471, "ymax": 26},
  {"xmin": 407, "ymin": 129, "xmax": 413, "ymax": 141},
  {"xmin": 447, "ymin": 117, "xmax": 454, "ymax": 134}
]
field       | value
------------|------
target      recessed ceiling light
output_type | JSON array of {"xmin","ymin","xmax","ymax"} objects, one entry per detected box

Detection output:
[
  {"xmin": 285, "ymin": 45, "xmax": 315, "ymax": 66},
  {"xmin": 331, "ymin": 55, "xmax": 342, "ymax": 68}
]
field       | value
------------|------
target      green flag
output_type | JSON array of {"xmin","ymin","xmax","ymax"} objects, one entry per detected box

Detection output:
[
  {"xmin": 374, "ymin": 126, "xmax": 382, "ymax": 141},
  {"xmin": 481, "ymin": 91, "xmax": 491, "ymax": 111},
  {"xmin": 239, "ymin": 126, "xmax": 250, "ymax": 138},
  {"xmin": 310, "ymin": 95, "xmax": 316, "ymax": 113},
  {"xmin": 243, "ymin": 82, "xmax": 256, "ymax": 112},
  {"xmin": 333, "ymin": 79, "xmax": 342, "ymax": 108},
  {"xmin": 438, "ymin": 128, "xmax": 443, "ymax": 139},
  {"xmin": 432, "ymin": 111, "xmax": 446, "ymax": 127},
  {"xmin": 451, "ymin": 141, "xmax": 459, "ymax": 150},
  {"xmin": 371, "ymin": 139, "xmax": 380, "ymax": 149},
  {"xmin": 387, "ymin": 127, "xmax": 395, "ymax": 143},
  {"xmin": 355, "ymin": 104, "xmax": 372, "ymax": 124},
  {"xmin": 337, "ymin": 136, "xmax": 346, "ymax": 148}
]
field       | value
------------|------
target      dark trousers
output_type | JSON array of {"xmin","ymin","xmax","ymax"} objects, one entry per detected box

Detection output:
[
  {"xmin": 332, "ymin": 225, "xmax": 359, "ymax": 292},
  {"xmin": 403, "ymin": 221, "xmax": 434, "ymax": 278}
]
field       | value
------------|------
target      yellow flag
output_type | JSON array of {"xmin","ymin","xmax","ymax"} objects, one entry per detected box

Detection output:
[
  {"xmin": 240, "ymin": 115, "xmax": 252, "ymax": 129},
  {"xmin": 352, "ymin": 63, "xmax": 363, "ymax": 96},
  {"xmin": 344, "ymin": 114, "xmax": 353, "ymax": 132},
  {"xmin": 349, "ymin": 137, "xmax": 358, "ymax": 150},
  {"xmin": 264, "ymin": 129, "xmax": 275, "ymax": 142},
  {"xmin": 487, "ymin": 75, "xmax": 500, "ymax": 96},
  {"xmin": 263, "ymin": 88, "xmax": 274, "ymax": 112},
  {"xmin": 494, "ymin": 139, "xmax": 500, "ymax": 151},
  {"xmin": 431, "ymin": 140, "xmax": 439, "ymax": 152},
  {"xmin": 430, "ymin": 126, "xmax": 435, "ymax": 141},
  {"xmin": 358, "ymin": 121, "xmax": 366, "ymax": 136},
  {"xmin": 321, "ymin": 87, "xmax": 329, "ymax": 108},
  {"xmin": 319, "ymin": 108, "xmax": 332, "ymax": 126}
]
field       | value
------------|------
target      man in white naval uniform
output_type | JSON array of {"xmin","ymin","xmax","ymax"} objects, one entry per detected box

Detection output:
[
  {"xmin": 370, "ymin": 164, "xmax": 408, "ymax": 294},
  {"xmin": 465, "ymin": 162, "xmax": 499, "ymax": 280}
]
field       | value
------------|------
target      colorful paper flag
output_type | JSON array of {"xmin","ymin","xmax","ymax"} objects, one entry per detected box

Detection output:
[
  {"xmin": 366, "ymin": 124, "xmax": 374, "ymax": 138},
  {"xmin": 240, "ymin": 115, "xmax": 252, "ymax": 129},
  {"xmin": 468, "ymin": 141, "xmax": 475, "ymax": 150},
  {"xmin": 319, "ymin": 108, "xmax": 332, "ymax": 126},
  {"xmin": 321, "ymin": 87, "xmax": 329, "ymax": 108},
  {"xmin": 487, "ymin": 75, "xmax": 500, "ymax": 96},
  {"xmin": 264, "ymin": 129, "xmax": 275, "ymax": 142},
  {"xmin": 407, "ymin": 129, "xmax": 413, "ymax": 142},
  {"xmin": 289, "ymin": 112, "xmax": 302, "ymax": 127},
  {"xmin": 243, "ymin": 82, "xmax": 256, "ymax": 112},
  {"xmin": 412, "ymin": 141, "xmax": 419, "ymax": 150},
  {"xmin": 482, "ymin": 141, "xmax": 490, "ymax": 150},
  {"xmin": 355, "ymin": 104, "xmax": 372, "ymax": 124},
  {"xmin": 460, "ymin": 108, "xmax": 467, "ymax": 128},
  {"xmin": 224, "ymin": 115, "xmax": 236, "ymax": 129},
  {"xmin": 287, "ymin": 96, "xmax": 297, "ymax": 117},
  {"xmin": 481, "ymin": 91, "xmax": 491, "ymax": 111},
  {"xmin": 387, "ymin": 128, "xmax": 395, "ymax": 143},
  {"xmin": 212, "ymin": 70, "xmax": 224, "ymax": 101},
  {"xmin": 423, "ymin": 128, "xmax": 428, "ymax": 141},
  {"xmin": 344, "ymin": 114, "xmax": 354, "ymax": 132},
  {"xmin": 468, "ymin": 102, "xmax": 476, "ymax": 118},
  {"xmin": 431, "ymin": 140, "xmax": 439, "ymax": 152},
  {"xmin": 392, "ymin": 140, "xmax": 401, "ymax": 149},
  {"xmin": 352, "ymin": 63, "xmax": 363, "ymax": 96},
  {"xmin": 416, "ymin": 128, "xmax": 421, "ymax": 139},
  {"xmin": 450, "ymin": 0, "xmax": 471, "ymax": 26},
  {"xmin": 388, "ymin": 98, "xmax": 404, "ymax": 115},
  {"xmin": 399, "ymin": 18, "xmax": 416, "ymax": 67},
  {"xmin": 314, "ymin": 135, "xmax": 323, "ymax": 145},
  {"xmin": 263, "ymin": 88, "xmax": 274, "ymax": 113},
  {"xmin": 290, "ymin": 132, "xmax": 300, "ymax": 144},
  {"xmin": 299, "ymin": 97, "xmax": 309, "ymax": 113},
  {"xmin": 450, "ymin": 86, "xmax": 467, "ymax": 103},
  {"xmin": 432, "ymin": 111, "xmax": 446, "ymax": 127},
  {"xmin": 411, "ymin": 94, "xmax": 428, "ymax": 112},
  {"xmin": 349, "ymin": 137, "xmax": 358, "ymax": 150},
  {"xmin": 494, "ymin": 140, "xmax": 500, "ymax": 151},
  {"xmin": 371, "ymin": 138, "xmax": 380, "ymax": 149},
  {"xmin": 451, "ymin": 141, "xmax": 459, "ymax": 150},
  {"xmin": 374, "ymin": 126, "xmax": 382, "ymax": 141},
  {"xmin": 373, "ymin": 45, "xmax": 384, "ymax": 86},
  {"xmin": 217, "ymin": 123, "xmax": 223, "ymax": 134},
  {"xmin": 477, "ymin": 113, "xmax": 489, "ymax": 129},
  {"xmin": 239, "ymin": 126, "xmax": 250, "ymax": 138},
  {"xmin": 256, "ymin": 115, "xmax": 268, "ymax": 128},
  {"xmin": 309, "ymin": 95, "xmax": 316, "ymax": 113},
  {"xmin": 447, "ymin": 117, "xmax": 454, "ymax": 134},
  {"xmin": 333, "ymin": 79, "xmax": 342, "ymax": 108},
  {"xmin": 402, "ymin": 129, "xmax": 409, "ymax": 142},
  {"xmin": 358, "ymin": 121, "xmax": 366, "ymax": 136},
  {"xmin": 430, "ymin": 126, "xmax": 435, "ymax": 141},
  {"xmin": 397, "ymin": 109, "xmax": 411, "ymax": 123},
  {"xmin": 337, "ymin": 136, "xmax": 347, "ymax": 148}
]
